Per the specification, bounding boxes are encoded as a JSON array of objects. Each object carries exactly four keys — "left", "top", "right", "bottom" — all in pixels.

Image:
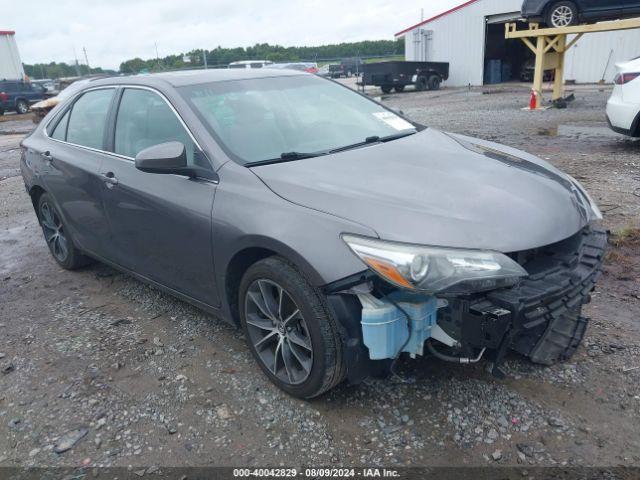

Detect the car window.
[
  {"left": 66, "top": 89, "right": 115, "bottom": 149},
  {"left": 250, "top": 63, "right": 263, "bottom": 69},
  {"left": 50, "top": 110, "right": 70, "bottom": 141},
  {"left": 180, "top": 75, "right": 416, "bottom": 164},
  {"left": 114, "top": 88, "right": 203, "bottom": 168}
]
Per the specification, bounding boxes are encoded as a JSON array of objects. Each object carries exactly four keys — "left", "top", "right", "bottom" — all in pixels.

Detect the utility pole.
[
  {"left": 155, "top": 42, "right": 162, "bottom": 70},
  {"left": 83, "top": 47, "right": 91, "bottom": 72},
  {"left": 73, "top": 47, "right": 81, "bottom": 76},
  {"left": 203, "top": 49, "right": 208, "bottom": 69}
]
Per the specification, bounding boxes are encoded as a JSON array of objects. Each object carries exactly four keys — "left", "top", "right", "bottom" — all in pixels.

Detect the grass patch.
[{"left": 609, "top": 227, "right": 640, "bottom": 248}]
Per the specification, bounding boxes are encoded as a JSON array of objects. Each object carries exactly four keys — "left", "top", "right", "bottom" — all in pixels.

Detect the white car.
[
  {"left": 228, "top": 60, "right": 273, "bottom": 69},
  {"left": 606, "top": 57, "right": 640, "bottom": 138}
]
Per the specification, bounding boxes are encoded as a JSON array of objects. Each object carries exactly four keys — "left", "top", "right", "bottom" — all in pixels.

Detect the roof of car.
[{"left": 89, "top": 68, "right": 307, "bottom": 89}]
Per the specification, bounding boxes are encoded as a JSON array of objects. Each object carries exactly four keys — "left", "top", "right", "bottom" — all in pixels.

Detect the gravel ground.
[{"left": 0, "top": 85, "right": 639, "bottom": 470}]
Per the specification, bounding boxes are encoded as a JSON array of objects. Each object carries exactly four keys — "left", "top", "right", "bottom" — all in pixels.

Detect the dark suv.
[
  {"left": 0, "top": 80, "right": 47, "bottom": 115},
  {"left": 522, "top": 0, "right": 640, "bottom": 28}
]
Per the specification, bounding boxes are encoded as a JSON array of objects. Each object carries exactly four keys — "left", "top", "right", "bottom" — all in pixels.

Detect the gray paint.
[{"left": 20, "top": 70, "right": 595, "bottom": 325}]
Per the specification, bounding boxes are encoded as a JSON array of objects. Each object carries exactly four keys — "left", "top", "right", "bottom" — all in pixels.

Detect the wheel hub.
[
  {"left": 552, "top": 6, "right": 573, "bottom": 27},
  {"left": 40, "top": 202, "right": 68, "bottom": 262},
  {"left": 244, "top": 279, "right": 313, "bottom": 385}
]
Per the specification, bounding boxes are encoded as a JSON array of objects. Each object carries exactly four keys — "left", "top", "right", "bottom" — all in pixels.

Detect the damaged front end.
[{"left": 326, "top": 226, "right": 607, "bottom": 383}]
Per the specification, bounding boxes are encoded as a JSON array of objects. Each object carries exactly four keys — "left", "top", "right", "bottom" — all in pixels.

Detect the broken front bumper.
[
  {"left": 437, "top": 227, "right": 607, "bottom": 372},
  {"left": 328, "top": 226, "right": 607, "bottom": 383}
]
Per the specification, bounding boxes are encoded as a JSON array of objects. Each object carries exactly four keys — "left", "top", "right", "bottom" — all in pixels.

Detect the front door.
[{"left": 99, "top": 87, "right": 219, "bottom": 306}]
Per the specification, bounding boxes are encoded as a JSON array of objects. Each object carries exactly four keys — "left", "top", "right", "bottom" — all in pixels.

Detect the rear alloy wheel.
[
  {"left": 16, "top": 100, "right": 29, "bottom": 114},
  {"left": 394, "top": 85, "right": 405, "bottom": 93},
  {"left": 546, "top": 2, "right": 578, "bottom": 28},
  {"left": 381, "top": 85, "right": 393, "bottom": 94},
  {"left": 37, "top": 193, "right": 92, "bottom": 270},
  {"left": 239, "top": 257, "right": 345, "bottom": 398}
]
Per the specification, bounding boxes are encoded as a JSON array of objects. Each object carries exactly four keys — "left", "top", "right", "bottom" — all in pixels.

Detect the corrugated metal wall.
[
  {"left": 402, "top": 0, "right": 522, "bottom": 86},
  {"left": 400, "top": 0, "right": 640, "bottom": 86},
  {"left": 0, "top": 34, "right": 25, "bottom": 80},
  {"left": 565, "top": 30, "right": 640, "bottom": 82}
]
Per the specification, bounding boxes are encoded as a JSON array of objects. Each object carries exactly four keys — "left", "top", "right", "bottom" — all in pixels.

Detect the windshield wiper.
[
  {"left": 246, "top": 150, "right": 328, "bottom": 167},
  {"left": 329, "top": 131, "right": 417, "bottom": 154},
  {"left": 247, "top": 131, "right": 418, "bottom": 167}
]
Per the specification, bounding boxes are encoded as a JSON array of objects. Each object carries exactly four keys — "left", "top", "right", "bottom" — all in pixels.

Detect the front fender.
[{"left": 211, "top": 161, "right": 376, "bottom": 321}]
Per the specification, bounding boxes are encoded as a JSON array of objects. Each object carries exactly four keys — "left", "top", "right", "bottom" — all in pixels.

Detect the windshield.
[{"left": 178, "top": 75, "right": 417, "bottom": 165}]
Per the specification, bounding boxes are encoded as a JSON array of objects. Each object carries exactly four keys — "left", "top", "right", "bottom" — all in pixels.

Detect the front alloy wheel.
[
  {"left": 245, "top": 279, "right": 313, "bottom": 385},
  {"left": 239, "top": 257, "right": 345, "bottom": 398}
]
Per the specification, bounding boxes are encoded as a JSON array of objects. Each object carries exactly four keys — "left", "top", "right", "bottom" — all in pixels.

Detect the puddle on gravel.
[
  {"left": 537, "top": 124, "right": 640, "bottom": 151},
  {"left": 538, "top": 124, "right": 623, "bottom": 138}
]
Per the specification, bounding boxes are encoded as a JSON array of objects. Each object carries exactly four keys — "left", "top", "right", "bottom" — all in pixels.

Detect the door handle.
[
  {"left": 100, "top": 172, "right": 119, "bottom": 186},
  {"left": 41, "top": 151, "right": 53, "bottom": 163}
]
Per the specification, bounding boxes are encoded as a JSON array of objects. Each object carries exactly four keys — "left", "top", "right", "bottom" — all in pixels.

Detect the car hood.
[{"left": 250, "top": 129, "right": 591, "bottom": 252}]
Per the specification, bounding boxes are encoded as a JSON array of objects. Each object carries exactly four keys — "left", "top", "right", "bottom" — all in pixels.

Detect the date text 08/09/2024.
[{"left": 233, "top": 468, "right": 401, "bottom": 478}]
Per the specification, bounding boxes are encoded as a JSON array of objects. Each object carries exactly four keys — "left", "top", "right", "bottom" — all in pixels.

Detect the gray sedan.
[{"left": 20, "top": 69, "right": 606, "bottom": 398}]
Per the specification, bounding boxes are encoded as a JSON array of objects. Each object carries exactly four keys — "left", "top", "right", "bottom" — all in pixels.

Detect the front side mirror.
[
  {"left": 134, "top": 141, "right": 218, "bottom": 181},
  {"left": 135, "top": 141, "right": 188, "bottom": 173}
]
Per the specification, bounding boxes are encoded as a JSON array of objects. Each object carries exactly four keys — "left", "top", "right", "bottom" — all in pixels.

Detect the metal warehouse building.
[
  {"left": 0, "top": 30, "right": 24, "bottom": 80},
  {"left": 395, "top": 0, "right": 640, "bottom": 86}
]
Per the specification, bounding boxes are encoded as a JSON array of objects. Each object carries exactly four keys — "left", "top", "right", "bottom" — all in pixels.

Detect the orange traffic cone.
[{"left": 529, "top": 89, "right": 538, "bottom": 110}]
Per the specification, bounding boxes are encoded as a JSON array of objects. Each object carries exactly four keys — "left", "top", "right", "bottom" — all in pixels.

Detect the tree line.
[
  {"left": 119, "top": 39, "right": 405, "bottom": 74},
  {"left": 22, "top": 62, "right": 110, "bottom": 80},
  {"left": 21, "top": 39, "right": 404, "bottom": 79}
]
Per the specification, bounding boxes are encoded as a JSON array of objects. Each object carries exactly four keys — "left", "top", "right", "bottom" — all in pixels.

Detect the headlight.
[
  {"left": 566, "top": 174, "right": 603, "bottom": 221},
  {"left": 342, "top": 234, "right": 528, "bottom": 295}
]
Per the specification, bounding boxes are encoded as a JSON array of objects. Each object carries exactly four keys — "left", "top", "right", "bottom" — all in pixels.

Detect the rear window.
[
  {"left": 50, "top": 110, "right": 70, "bottom": 141},
  {"left": 66, "top": 88, "right": 115, "bottom": 149}
]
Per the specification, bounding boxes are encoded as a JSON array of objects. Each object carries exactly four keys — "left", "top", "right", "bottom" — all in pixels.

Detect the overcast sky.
[{"left": 4, "top": 0, "right": 460, "bottom": 69}]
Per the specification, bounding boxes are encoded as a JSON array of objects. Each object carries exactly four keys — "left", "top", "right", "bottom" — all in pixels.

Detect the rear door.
[
  {"left": 32, "top": 87, "right": 116, "bottom": 255},
  {"left": 99, "top": 86, "right": 219, "bottom": 306}
]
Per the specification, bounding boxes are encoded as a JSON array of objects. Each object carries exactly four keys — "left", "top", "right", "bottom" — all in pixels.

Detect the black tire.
[
  {"left": 16, "top": 100, "right": 29, "bottom": 115},
  {"left": 0, "top": 108, "right": 4, "bottom": 116},
  {"left": 427, "top": 75, "right": 441, "bottom": 91},
  {"left": 380, "top": 85, "right": 393, "bottom": 94},
  {"left": 415, "top": 76, "right": 428, "bottom": 91},
  {"left": 394, "top": 85, "right": 405, "bottom": 93},
  {"left": 545, "top": 1, "right": 578, "bottom": 28},
  {"left": 37, "top": 193, "right": 93, "bottom": 270},
  {"left": 239, "top": 256, "right": 346, "bottom": 399}
]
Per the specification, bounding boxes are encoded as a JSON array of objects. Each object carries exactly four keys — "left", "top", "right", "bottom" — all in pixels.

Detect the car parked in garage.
[
  {"left": 20, "top": 69, "right": 605, "bottom": 398},
  {"left": 0, "top": 80, "right": 48, "bottom": 115},
  {"left": 522, "top": 0, "right": 640, "bottom": 28},
  {"left": 607, "top": 56, "right": 640, "bottom": 137}
]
